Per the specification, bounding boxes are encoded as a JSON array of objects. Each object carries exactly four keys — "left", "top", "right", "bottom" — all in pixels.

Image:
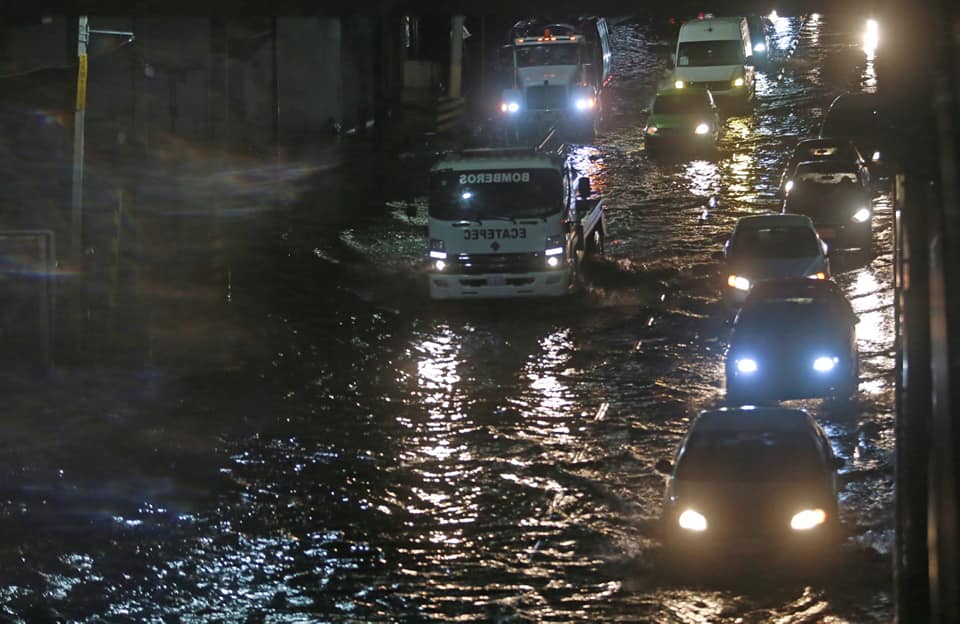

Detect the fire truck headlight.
[
  {"left": 501, "top": 101, "right": 521, "bottom": 114},
  {"left": 575, "top": 97, "right": 596, "bottom": 111}
]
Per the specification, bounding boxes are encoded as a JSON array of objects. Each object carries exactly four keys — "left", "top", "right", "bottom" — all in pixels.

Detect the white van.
[{"left": 671, "top": 17, "right": 755, "bottom": 104}]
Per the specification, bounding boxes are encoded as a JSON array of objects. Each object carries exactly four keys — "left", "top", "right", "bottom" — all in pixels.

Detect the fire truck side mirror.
[{"left": 577, "top": 177, "right": 592, "bottom": 199}]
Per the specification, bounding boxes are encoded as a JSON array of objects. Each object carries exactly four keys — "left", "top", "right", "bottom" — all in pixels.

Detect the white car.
[
  {"left": 721, "top": 213, "right": 830, "bottom": 309},
  {"left": 656, "top": 406, "right": 843, "bottom": 567}
]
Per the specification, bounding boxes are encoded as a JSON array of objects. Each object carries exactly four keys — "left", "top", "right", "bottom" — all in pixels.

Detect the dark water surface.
[{"left": 0, "top": 14, "right": 893, "bottom": 622}]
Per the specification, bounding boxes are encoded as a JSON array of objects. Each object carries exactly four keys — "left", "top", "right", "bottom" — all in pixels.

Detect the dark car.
[
  {"left": 657, "top": 406, "right": 843, "bottom": 565},
  {"left": 782, "top": 166, "right": 873, "bottom": 250},
  {"left": 746, "top": 15, "right": 774, "bottom": 66},
  {"left": 778, "top": 138, "right": 870, "bottom": 196},
  {"left": 819, "top": 92, "right": 892, "bottom": 175},
  {"left": 725, "top": 286, "right": 859, "bottom": 403}
]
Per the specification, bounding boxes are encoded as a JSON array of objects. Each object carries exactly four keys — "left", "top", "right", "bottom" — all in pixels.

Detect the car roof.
[
  {"left": 735, "top": 213, "right": 814, "bottom": 229},
  {"left": 691, "top": 407, "right": 817, "bottom": 435}
]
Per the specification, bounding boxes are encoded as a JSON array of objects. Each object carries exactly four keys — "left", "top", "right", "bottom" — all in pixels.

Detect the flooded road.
[{"left": 0, "top": 13, "right": 894, "bottom": 622}]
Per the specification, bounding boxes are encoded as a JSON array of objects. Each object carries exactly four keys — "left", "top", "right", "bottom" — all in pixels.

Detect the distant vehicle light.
[
  {"left": 784, "top": 180, "right": 794, "bottom": 193},
  {"left": 813, "top": 356, "right": 838, "bottom": 372},
  {"left": 461, "top": 191, "right": 473, "bottom": 200},
  {"left": 675, "top": 80, "right": 685, "bottom": 89},
  {"left": 791, "top": 508, "right": 827, "bottom": 530},
  {"left": 695, "top": 123, "right": 710, "bottom": 135},
  {"left": 679, "top": 509, "right": 707, "bottom": 531},
  {"left": 727, "top": 275, "right": 751, "bottom": 291},
  {"left": 807, "top": 272, "right": 827, "bottom": 280},
  {"left": 646, "top": 126, "right": 659, "bottom": 135},
  {"left": 864, "top": 19, "right": 879, "bottom": 54},
  {"left": 737, "top": 358, "right": 759, "bottom": 374},
  {"left": 753, "top": 42, "right": 766, "bottom": 53},
  {"left": 872, "top": 150, "right": 881, "bottom": 162},
  {"left": 852, "top": 208, "right": 871, "bottom": 222},
  {"left": 434, "top": 259, "right": 447, "bottom": 271},
  {"left": 732, "top": 77, "right": 745, "bottom": 87},
  {"left": 429, "top": 250, "right": 447, "bottom": 260},
  {"left": 501, "top": 101, "right": 520, "bottom": 114},
  {"left": 546, "top": 256, "right": 561, "bottom": 268},
  {"left": 545, "top": 246, "right": 564, "bottom": 256},
  {"left": 575, "top": 97, "right": 596, "bottom": 111}
]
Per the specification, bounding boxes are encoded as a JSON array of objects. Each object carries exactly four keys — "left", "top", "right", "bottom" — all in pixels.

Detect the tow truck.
[
  {"left": 499, "top": 18, "right": 612, "bottom": 142},
  {"left": 413, "top": 147, "right": 606, "bottom": 299}
]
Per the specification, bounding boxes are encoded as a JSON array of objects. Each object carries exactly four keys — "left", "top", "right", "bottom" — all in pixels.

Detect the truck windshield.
[
  {"left": 677, "top": 40, "right": 743, "bottom": 66},
  {"left": 429, "top": 170, "right": 562, "bottom": 220},
  {"left": 516, "top": 44, "right": 579, "bottom": 67}
]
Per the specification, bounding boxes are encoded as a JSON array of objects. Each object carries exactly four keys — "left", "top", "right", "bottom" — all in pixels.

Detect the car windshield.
[
  {"left": 677, "top": 429, "right": 824, "bottom": 483},
  {"left": 735, "top": 299, "right": 838, "bottom": 334},
  {"left": 653, "top": 94, "right": 710, "bottom": 114},
  {"left": 516, "top": 43, "right": 579, "bottom": 67},
  {"left": 794, "top": 142, "right": 856, "bottom": 163},
  {"left": 429, "top": 169, "right": 562, "bottom": 220},
  {"left": 677, "top": 40, "right": 743, "bottom": 66},
  {"left": 729, "top": 225, "right": 820, "bottom": 258}
]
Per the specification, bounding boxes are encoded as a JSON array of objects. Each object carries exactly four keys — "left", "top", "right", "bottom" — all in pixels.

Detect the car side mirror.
[
  {"left": 406, "top": 205, "right": 417, "bottom": 219},
  {"left": 577, "top": 176, "right": 592, "bottom": 199},
  {"left": 655, "top": 458, "right": 673, "bottom": 475}
]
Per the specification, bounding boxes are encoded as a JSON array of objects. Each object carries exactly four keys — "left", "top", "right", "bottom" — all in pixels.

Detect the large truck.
[
  {"left": 499, "top": 18, "right": 612, "bottom": 141},
  {"left": 415, "top": 147, "right": 606, "bottom": 299}
]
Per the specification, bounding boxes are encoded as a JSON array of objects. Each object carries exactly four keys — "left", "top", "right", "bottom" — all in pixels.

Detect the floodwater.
[{"left": 0, "top": 13, "right": 894, "bottom": 622}]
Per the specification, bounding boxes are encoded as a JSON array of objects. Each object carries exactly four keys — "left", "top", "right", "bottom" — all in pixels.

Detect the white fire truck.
[
  {"left": 499, "top": 18, "right": 612, "bottom": 141},
  {"left": 414, "top": 147, "right": 606, "bottom": 299}
]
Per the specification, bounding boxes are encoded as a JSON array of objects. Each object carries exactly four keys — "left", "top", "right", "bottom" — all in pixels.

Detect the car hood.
[
  {"left": 726, "top": 256, "right": 827, "bottom": 281},
  {"left": 670, "top": 480, "right": 834, "bottom": 530},
  {"left": 648, "top": 113, "right": 710, "bottom": 129}
]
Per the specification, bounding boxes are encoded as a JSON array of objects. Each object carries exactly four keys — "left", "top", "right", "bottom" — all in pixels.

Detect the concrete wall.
[{"left": 277, "top": 17, "right": 342, "bottom": 145}]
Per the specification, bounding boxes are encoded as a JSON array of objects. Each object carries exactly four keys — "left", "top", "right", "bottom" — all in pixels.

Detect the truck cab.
[
  {"left": 500, "top": 18, "right": 612, "bottom": 141},
  {"left": 422, "top": 148, "right": 606, "bottom": 299}
]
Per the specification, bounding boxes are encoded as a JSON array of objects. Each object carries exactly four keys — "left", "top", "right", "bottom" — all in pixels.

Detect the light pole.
[{"left": 70, "top": 16, "right": 134, "bottom": 264}]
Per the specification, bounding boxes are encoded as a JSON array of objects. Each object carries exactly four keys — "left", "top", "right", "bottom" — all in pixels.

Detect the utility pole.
[{"left": 70, "top": 17, "right": 135, "bottom": 264}]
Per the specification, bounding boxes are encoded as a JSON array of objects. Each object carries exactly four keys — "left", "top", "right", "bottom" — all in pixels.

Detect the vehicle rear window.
[
  {"left": 677, "top": 40, "right": 743, "bottom": 67},
  {"left": 729, "top": 226, "right": 820, "bottom": 259},
  {"left": 677, "top": 430, "right": 824, "bottom": 483}
]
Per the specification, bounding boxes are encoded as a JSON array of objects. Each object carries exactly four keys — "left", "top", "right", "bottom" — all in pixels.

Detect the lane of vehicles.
[
  {"left": 417, "top": 15, "right": 891, "bottom": 573},
  {"left": 415, "top": 147, "right": 605, "bottom": 300}
]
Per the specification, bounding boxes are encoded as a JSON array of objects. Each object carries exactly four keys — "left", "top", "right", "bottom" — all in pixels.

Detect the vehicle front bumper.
[
  {"left": 726, "top": 362, "right": 855, "bottom": 401},
  {"left": 428, "top": 269, "right": 570, "bottom": 299}
]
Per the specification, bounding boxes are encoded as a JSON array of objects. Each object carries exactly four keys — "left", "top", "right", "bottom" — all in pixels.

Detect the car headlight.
[
  {"left": 678, "top": 509, "right": 707, "bottom": 531},
  {"left": 732, "top": 77, "right": 745, "bottom": 87},
  {"left": 852, "top": 207, "right": 871, "bottom": 222},
  {"left": 736, "top": 358, "right": 758, "bottom": 374},
  {"left": 727, "top": 275, "right": 751, "bottom": 291},
  {"left": 575, "top": 97, "right": 596, "bottom": 111},
  {"left": 872, "top": 150, "right": 881, "bottom": 162},
  {"left": 674, "top": 80, "right": 685, "bottom": 89},
  {"left": 807, "top": 272, "right": 827, "bottom": 280},
  {"left": 434, "top": 259, "right": 447, "bottom": 271},
  {"left": 812, "top": 356, "right": 838, "bottom": 372},
  {"left": 791, "top": 508, "right": 827, "bottom": 530},
  {"left": 695, "top": 122, "right": 710, "bottom": 135},
  {"left": 784, "top": 180, "right": 794, "bottom": 193},
  {"left": 754, "top": 42, "right": 766, "bottom": 52},
  {"left": 500, "top": 101, "right": 520, "bottom": 114},
  {"left": 646, "top": 126, "right": 658, "bottom": 135}
]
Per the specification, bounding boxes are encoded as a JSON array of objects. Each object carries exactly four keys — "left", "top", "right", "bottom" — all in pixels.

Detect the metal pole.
[
  {"left": 71, "top": 15, "right": 89, "bottom": 263},
  {"left": 449, "top": 15, "right": 464, "bottom": 99}
]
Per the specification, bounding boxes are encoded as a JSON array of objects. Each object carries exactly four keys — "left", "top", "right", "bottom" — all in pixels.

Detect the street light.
[{"left": 71, "top": 16, "right": 135, "bottom": 263}]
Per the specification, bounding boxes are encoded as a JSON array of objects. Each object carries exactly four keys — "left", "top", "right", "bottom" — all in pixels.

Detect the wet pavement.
[{"left": 0, "top": 13, "right": 894, "bottom": 622}]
